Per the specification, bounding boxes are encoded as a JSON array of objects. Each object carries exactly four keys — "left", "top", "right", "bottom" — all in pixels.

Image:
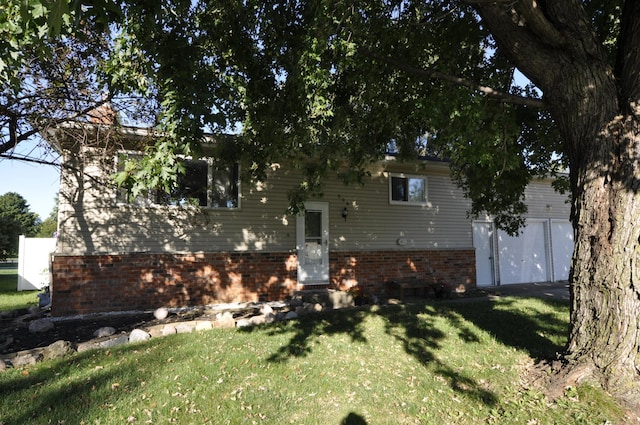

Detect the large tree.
[
  {"left": 3, "top": 0, "right": 640, "bottom": 411},
  {"left": 0, "top": 192, "right": 39, "bottom": 260}
]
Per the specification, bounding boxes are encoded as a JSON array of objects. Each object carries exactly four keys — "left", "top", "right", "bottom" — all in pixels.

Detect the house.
[{"left": 45, "top": 125, "right": 572, "bottom": 316}]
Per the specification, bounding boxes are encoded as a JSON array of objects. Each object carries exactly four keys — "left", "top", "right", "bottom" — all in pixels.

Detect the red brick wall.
[
  {"left": 329, "top": 249, "right": 476, "bottom": 295},
  {"left": 51, "top": 249, "right": 476, "bottom": 316}
]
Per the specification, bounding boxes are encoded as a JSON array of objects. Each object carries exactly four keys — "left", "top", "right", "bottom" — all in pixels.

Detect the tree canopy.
[
  {"left": 0, "top": 192, "right": 39, "bottom": 260},
  {"left": 2, "top": 0, "right": 563, "bottom": 230}
]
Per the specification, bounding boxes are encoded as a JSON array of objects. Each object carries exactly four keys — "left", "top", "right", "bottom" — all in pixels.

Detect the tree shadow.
[
  {"left": 260, "top": 308, "right": 370, "bottom": 363},
  {"left": 445, "top": 297, "right": 568, "bottom": 361},
  {"left": 263, "top": 303, "right": 499, "bottom": 406},
  {"left": 340, "top": 412, "right": 368, "bottom": 424},
  {"left": 378, "top": 304, "right": 499, "bottom": 405},
  {"left": 0, "top": 341, "right": 163, "bottom": 425},
  {"left": 262, "top": 297, "right": 569, "bottom": 408}
]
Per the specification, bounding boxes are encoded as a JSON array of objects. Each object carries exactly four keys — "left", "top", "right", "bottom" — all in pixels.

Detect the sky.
[{"left": 0, "top": 138, "right": 60, "bottom": 219}]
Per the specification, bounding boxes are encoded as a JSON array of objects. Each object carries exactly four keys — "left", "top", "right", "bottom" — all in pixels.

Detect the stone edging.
[{"left": 1, "top": 290, "right": 357, "bottom": 370}]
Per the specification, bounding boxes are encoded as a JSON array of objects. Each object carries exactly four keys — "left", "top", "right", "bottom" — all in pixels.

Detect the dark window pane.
[{"left": 391, "top": 176, "right": 408, "bottom": 201}]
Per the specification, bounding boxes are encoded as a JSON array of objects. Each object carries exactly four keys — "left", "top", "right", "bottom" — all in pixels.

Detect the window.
[
  {"left": 116, "top": 152, "right": 240, "bottom": 209},
  {"left": 156, "top": 159, "right": 209, "bottom": 207},
  {"left": 390, "top": 174, "right": 427, "bottom": 205}
]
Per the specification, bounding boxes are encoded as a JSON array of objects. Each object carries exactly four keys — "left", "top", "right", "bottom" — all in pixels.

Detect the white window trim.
[{"left": 389, "top": 173, "right": 429, "bottom": 206}]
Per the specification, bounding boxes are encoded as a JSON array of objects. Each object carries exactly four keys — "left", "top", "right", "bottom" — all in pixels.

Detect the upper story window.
[
  {"left": 116, "top": 152, "right": 240, "bottom": 209},
  {"left": 389, "top": 174, "right": 427, "bottom": 205}
]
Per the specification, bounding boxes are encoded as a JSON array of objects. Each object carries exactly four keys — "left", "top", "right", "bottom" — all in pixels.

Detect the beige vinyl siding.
[
  {"left": 523, "top": 178, "right": 571, "bottom": 219},
  {"left": 57, "top": 153, "right": 300, "bottom": 255},
  {"left": 57, "top": 148, "right": 566, "bottom": 257},
  {"left": 320, "top": 171, "right": 473, "bottom": 251}
]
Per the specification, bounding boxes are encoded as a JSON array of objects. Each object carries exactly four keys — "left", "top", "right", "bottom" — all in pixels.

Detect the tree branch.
[
  {"left": 615, "top": 0, "right": 640, "bottom": 106},
  {"left": 0, "top": 153, "right": 60, "bottom": 167},
  {"left": 361, "top": 49, "right": 546, "bottom": 108},
  {"left": 0, "top": 96, "right": 114, "bottom": 155},
  {"left": 0, "top": 152, "right": 108, "bottom": 187},
  {"left": 466, "top": 0, "right": 565, "bottom": 47}
]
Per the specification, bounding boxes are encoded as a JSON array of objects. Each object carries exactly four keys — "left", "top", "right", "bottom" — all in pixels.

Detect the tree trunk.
[
  {"left": 475, "top": 1, "right": 640, "bottom": 410},
  {"left": 566, "top": 112, "right": 640, "bottom": 408}
]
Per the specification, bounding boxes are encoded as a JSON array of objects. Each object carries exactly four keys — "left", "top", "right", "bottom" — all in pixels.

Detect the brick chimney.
[{"left": 88, "top": 93, "right": 116, "bottom": 124}]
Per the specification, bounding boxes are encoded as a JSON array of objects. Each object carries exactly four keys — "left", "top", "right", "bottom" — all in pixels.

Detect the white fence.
[{"left": 17, "top": 235, "right": 56, "bottom": 291}]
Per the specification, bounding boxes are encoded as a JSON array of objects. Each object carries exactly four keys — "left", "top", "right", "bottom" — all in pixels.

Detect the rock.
[
  {"left": 78, "top": 334, "right": 131, "bottom": 352},
  {"left": 28, "top": 305, "right": 40, "bottom": 315},
  {"left": 327, "top": 291, "right": 354, "bottom": 309},
  {"left": 175, "top": 322, "right": 195, "bottom": 333},
  {"left": 128, "top": 329, "right": 151, "bottom": 343},
  {"left": 96, "top": 334, "right": 129, "bottom": 350},
  {"left": 312, "top": 303, "right": 323, "bottom": 313},
  {"left": 12, "top": 353, "right": 43, "bottom": 367},
  {"left": 161, "top": 325, "right": 177, "bottom": 336},
  {"left": 0, "top": 310, "right": 15, "bottom": 319},
  {"left": 215, "top": 312, "right": 236, "bottom": 329},
  {"left": 28, "top": 318, "right": 54, "bottom": 333},
  {"left": 285, "top": 311, "right": 298, "bottom": 320},
  {"left": 289, "top": 298, "right": 303, "bottom": 308},
  {"left": 260, "top": 304, "right": 274, "bottom": 315},
  {"left": 154, "top": 307, "right": 169, "bottom": 320},
  {"left": 147, "top": 326, "right": 163, "bottom": 338},
  {"left": 43, "top": 340, "right": 75, "bottom": 360},
  {"left": 0, "top": 359, "right": 7, "bottom": 371},
  {"left": 195, "top": 321, "right": 212, "bottom": 331},
  {"left": 250, "top": 315, "right": 267, "bottom": 326},
  {"left": 295, "top": 306, "right": 307, "bottom": 316},
  {"left": 94, "top": 327, "right": 116, "bottom": 338},
  {"left": 236, "top": 318, "right": 252, "bottom": 328}
]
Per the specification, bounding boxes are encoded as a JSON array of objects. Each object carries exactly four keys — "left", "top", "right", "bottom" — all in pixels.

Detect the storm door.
[{"left": 296, "top": 202, "right": 329, "bottom": 284}]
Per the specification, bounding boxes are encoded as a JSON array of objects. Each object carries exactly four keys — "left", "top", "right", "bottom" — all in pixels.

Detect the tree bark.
[{"left": 475, "top": 0, "right": 640, "bottom": 409}]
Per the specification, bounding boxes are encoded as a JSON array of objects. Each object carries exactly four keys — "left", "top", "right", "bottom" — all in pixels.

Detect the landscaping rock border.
[{"left": 0, "top": 289, "right": 358, "bottom": 370}]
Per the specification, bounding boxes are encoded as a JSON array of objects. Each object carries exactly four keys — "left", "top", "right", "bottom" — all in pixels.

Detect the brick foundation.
[{"left": 51, "top": 249, "right": 476, "bottom": 316}]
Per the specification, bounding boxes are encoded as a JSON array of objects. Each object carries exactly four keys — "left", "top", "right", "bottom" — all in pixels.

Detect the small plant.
[{"left": 347, "top": 285, "right": 368, "bottom": 305}]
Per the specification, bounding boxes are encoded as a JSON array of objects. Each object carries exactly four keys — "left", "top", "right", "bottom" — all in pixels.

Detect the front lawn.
[
  {"left": 0, "top": 297, "right": 625, "bottom": 424},
  {"left": 0, "top": 268, "right": 38, "bottom": 312}
]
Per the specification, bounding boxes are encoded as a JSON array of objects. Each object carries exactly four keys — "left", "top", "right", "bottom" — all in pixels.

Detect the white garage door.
[
  {"left": 473, "top": 222, "right": 495, "bottom": 286},
  {"left": 498, "top": 221, "right": 549, "bottom": 285},
  {"left": 551, "top": 221, "right": 573, "bottom": 281}
]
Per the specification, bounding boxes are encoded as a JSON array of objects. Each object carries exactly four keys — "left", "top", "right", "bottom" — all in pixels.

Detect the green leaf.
[{"left": 47, "top": 0, "right": 71, "bottom": 35}]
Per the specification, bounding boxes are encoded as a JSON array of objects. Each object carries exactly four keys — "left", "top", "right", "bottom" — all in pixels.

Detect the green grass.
[
  {"left": 0, "top": 298, "right": 626, "bottom": 424},
  {"left": 0, "top": 268, "right": 38, "bottom": 312}
]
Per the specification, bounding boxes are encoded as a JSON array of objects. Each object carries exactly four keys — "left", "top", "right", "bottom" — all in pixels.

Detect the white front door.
[
  {"left": 472, "top": 222, "right": 495, "bottom": 286},
  {"left": 296, "top": 202, "right": 330, "bottom": 284}
]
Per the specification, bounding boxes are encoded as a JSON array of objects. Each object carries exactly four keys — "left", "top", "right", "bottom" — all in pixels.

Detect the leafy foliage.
[
  {"left": 0, "top": 192, "right": 39, "bottom": 260},
  {"left": 0, "top": 1, "right": 580, "bottom": 230},
  {"left": 35, "top": 196, "right": 58, "bottom": 238}
]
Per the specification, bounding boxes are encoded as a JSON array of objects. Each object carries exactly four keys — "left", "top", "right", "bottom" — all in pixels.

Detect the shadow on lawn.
[
  {"left": 259, "top": 297, "right": 569, "bottom": 408},
  {"left": 445, "top": 297, "right": 568, "bottom": 361},
  {"left": 264, "top": 308, "right": 370, "bottom": 362},
  {"left": 0, "top": 340, "right": 162, "bottom": 425}
]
